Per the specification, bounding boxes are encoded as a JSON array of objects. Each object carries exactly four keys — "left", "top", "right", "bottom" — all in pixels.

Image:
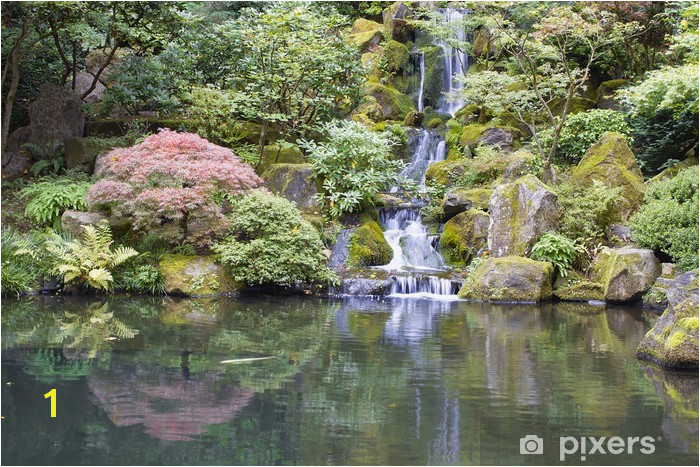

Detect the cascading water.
[
  {"left": 437, "top": 9, "right": 471, "bottom": 116},
  {"left": 376, "top": 7, "right": 471, "bottom": 299}
]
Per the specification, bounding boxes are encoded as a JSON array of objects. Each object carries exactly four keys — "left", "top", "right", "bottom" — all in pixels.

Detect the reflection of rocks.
[
  {"left": 88, "top": 362, "right": 254, "bottom": 441},
  {"left": 640, "top": 364, "right": 699, "bottom": 453}
]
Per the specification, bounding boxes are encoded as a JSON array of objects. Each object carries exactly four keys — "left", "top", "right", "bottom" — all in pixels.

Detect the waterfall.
[
  {"left": 417, "top": 51, "right": 425, "bottom": 112},
  {"left": 437, "top": 9, "right": 471, "bottom": 116}
]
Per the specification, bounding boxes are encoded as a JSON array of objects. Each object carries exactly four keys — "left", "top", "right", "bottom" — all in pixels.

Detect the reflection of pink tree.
[{"left": 88, "top": 363, "right": 254, "bottom": 441}]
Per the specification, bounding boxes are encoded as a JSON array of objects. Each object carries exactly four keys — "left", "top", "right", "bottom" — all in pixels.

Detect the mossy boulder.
[
  {"left": 442, "top": 187, "right": 491, "bottom": 219},
  {"left": 488, "top": 174, "right": 560, "bottom": 257},
  {"left": 262, "top": 163, "right": 319, "bottom": 212},
  {"left": 65, "top": 136, "right": 131, "bottom": 173},
  {"left": 403, "top": 110, "right": 424, "bottom": 127},
  {"left": 439, "top": 209, "right": 490, "bottom": 266},
  {"left": 368, "top": 83, "right": 416, "bottom": 121},
  {"left": 570, "top": 132, "right": 645, "bottom": 220},
  {"left": 424, "top": 160, "right": 469, "bottom": 188},
  {"left": 256, "top": 144, "right": 305, "bottom": 175},
  {"left": 593, "top": 246, "right": 661, "bottom": 302},
  {"left": 459, "top": 123, "right": 488, "bottom": 148},
  {"left": 554, "top": 280, "right": 605, "bottom": 302},
  {"left": 382, "top": 40, "right": 410, "bottom": 72},
  {"left": 348, "top": 18, "right": 383, "bottom": 52},
  {"left": 348, "top": 219, "right": 393, "bottom": 268},
  {"left": 503, "top": 149, "right": 537, "bottom": 181},
  {"left": 597, "top": 79, "right": 628, "bottom": 110},
  {"left": 551, "top": 96, "right": 596, "bottom": 116},
  {"left": 159, "top": 254, "right": 241, "bottom": 297},
  {"left": 460, "top": 125, "right": 520, "bottom": 153},
  {"left": 458, "top": 256, "right": 555, "bottom": 302},
  {"left": 637, "top": 269, "right": 699, "bottom": 370},
  {"left": 649, "top": 156, "right": 699, "bottom": 183}
]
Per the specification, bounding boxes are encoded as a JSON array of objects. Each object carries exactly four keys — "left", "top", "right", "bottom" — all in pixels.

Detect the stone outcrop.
[
  {"left": 159, "top": 254, "right": 241, "bottom": 297},
  {"left": 570, "top": 132, "right": 645, "bottom": 220},
  {"left": 28, "top": 84, "right": 85, "bottom": 151},
  {"left": 438, "top": 209, "right": 489, "bottom": 266},
  {"left": 262, "top": 163, "right": 319, "bottom": 211},
  {"left": 256, "top": 144, "right": 305, "bottom": 175},
  {"left": 458, "top": 256, "right": 555, "bottom": 302},
  {"left": 442, "top": 187, "right": 491, "bottom": 219},
  {"left": 637, "top": 269, "right": 699, "bottom": 370},
  {"left": 488, "top": 174, "right": 560, "bottom": 257},
  {"left": 61, "top": 210, "right": 108, "bottom": 238},
  {"left": 593, "top": 246, "right": 661, "bottom": 302}
]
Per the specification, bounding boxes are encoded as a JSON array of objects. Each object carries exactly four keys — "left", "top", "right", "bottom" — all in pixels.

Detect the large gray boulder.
[
  {"left": 262, "top": 163, "right": 319, "bottom": 211},
  {"left": 61, "top": 210, "right": 107, "bottom": 238},
  {"left": 458, "top": 256, "right": 555, "bottom": 302},
  {"left": 337, "top": 269, "right": 393, "bottom": 296},
  {"left": 593, "top": 246, "right": 661, "bottom": 302},
  {"left": 442, "top": 187, "right": 491, "bottom": 220},
  {"left": 71, "top": 72, "right": 106, "bottom": 103},
  {"left": 488, "top": 174, "right": 560, "bottom": 257},
  {"left": 28, "top": 84, "right": 85, "bottom": 151},
  {"left": 637, "top": 269, "right": 699, "bottom": 369}
]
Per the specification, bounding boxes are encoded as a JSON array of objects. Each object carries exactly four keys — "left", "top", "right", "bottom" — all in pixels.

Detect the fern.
[
  {"left": 48, "top": 222, "right": 138, "bottom": 291},
  {"left": 20, "top": 175, "right": 91, "bottom": 230}
]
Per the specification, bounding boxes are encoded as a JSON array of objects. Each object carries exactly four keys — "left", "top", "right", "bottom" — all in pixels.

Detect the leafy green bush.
[
  {"left": 530, "top": 232, "right": 581, "bottom": 277},
  {"left": 46, "top": 222, "right": 138, "bottom": 291},
  {"left": 1, "top": 227, "right": 38, "bottom": 296},
  {"left": 630, "top": 166, "right": 699, "bottom": 270},
  {"left": 557, "top": 180, "right": 623, "bottom": 247},
  {"left": 213, "top": 190, "right": 334, "bottom": 286},
  {"left": 538, "top": 109, "right": 632, "bottom": 165},
  {"left": 118, "top": 264, "right": 164, "bottom": 294},
  {"left": 20, "top": 174, "right": 91, "bottom": 230},
  {"left": 301, "top": 121, "right": 404, "bottom": 218}
]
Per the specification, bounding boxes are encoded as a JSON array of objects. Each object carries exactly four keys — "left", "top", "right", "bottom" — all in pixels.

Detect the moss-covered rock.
[
  {"left": 424, "top": 160, "right": 469, "bottom": 188},
  {"left": 403, "top": 110, "right": 424, "bottom": 127},
  {"left": 649, "top": 156, "right": 699, "bottom": 183},
  {"left": 454, "top": 104, "right": 481, "bottom": 125},
  {"left": 554, "top": 280, "right": 605, "bottom": 302},
  {"left": 488, "top": 174, "right": 560, "bottom": 257},
  {"left": 256, "top": 144, "right": 305, "bottom": 175},
  {"left": 551, "top": 96, "right": 596, "bottom": 116},
  {"left": 459, "top": 123, "right": 488, "bottom": 148},
  {"left": 597, "top": 79, "right": 628, "bottom": 110},
  {"left": 65, "top": 136, "right": 132, "bottom": 173},
  {"left": 368, "top": 82, "right": 416, "bottom": 121},
  {"left": 383, "top": 40, "right": 410, "bottom": 72},
  {"left": 458, "top": 256, "right": 555, "bottom": 302},
  {"left": 439, "top": 209, "right": 490, "bottom": 266},
  {"left": 348, "top": 18, "right": 383, "bottom": 52},
  {"left": 159, "top": 254, "right": 241, "bottom": 297},
  {"left": 442, "top": 187, "right": 491, "bottom": 219},
  {"left": 637, "top": 269, "right": 699, "bottom": 370},
  {"left": 503, "top": 149, "right": 537, "bottom": 181},
  {"left": 348, "top": 218, "right": 393, "bottom": 268},
  {"left": 262, "top": 163, "right": 319, "bottom": 212},
  {"left": 570, "top": 132, "right": 645, "bottom": 220},
  {"left": 337, "top": 268, "right": 393, "bottom": 296},
  {"left": 593, "top": 246, "right": 661, "bottom": 302}
]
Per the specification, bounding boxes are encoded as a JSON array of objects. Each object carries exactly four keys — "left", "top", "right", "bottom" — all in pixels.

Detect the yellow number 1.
[{"left": 44, "top": 389, "right": 56, "bottom": 417}]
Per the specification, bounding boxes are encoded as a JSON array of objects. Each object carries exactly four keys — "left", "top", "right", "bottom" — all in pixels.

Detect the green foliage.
[
  {"left": 213, "top": 190, "right": 335, "bottom": 286},
  {"left": 538, "top": 109, "right": 632, "bottom": 165},
  {"left": 630, "top": 167, "right": 699, "bottom": 271},
  {"left": 618, "top": 64, "right": 699, "bottom": 172},
  {"left": 1, "top": 227, "right": 39, "bottom": 296},
  {"left": 21, "top": 143, "right": 66, "bottom": 177},
  {"left": 557, "top": 180, "right": 623, "bottom": 247},
  {"left": 420, "top": 200, "right": 444, "bottom": 235},
  {"left": 20, "top": 174, "right": 90, "bottom": 230},
  {"left": 46, "top": 222, "right": 138, "bottom": 291},
  {"left": 530, "top": 232, "right": 581, "bottom": 277},
  {"left": 118, "top": 264, "right": 164, "bottom": 295},
  {"left": 186, "top": 86, "right": 247, "bottom": 147},
  {"left": 301, "top": 121, "right": 404, "bottom": 218}
]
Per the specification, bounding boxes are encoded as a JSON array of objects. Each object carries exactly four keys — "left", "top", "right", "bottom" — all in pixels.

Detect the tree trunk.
[
  {"left": 1, "top": 46, "right": 22, "bottom": 153},
  {"left": 257, "top": 120, "right": 269, "bottom": 167}
]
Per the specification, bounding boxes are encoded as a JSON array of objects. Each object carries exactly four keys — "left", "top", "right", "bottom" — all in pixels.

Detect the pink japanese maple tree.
[{"left": 88, "top": 129, "right": 263, "bottom": 247}]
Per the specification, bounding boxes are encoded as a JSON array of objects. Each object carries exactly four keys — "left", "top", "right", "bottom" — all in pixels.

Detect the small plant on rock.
[{"left": 529, "top": 232, "right": 582, "bottom": 277}]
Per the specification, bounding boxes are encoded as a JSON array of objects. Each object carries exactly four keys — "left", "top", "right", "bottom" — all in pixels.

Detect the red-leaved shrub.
[{"left": 88, "top": 129, "right": 263, "bottom": 247}]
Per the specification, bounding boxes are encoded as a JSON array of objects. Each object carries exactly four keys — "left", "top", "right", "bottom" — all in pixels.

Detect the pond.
[{"left": 1, "top": 296, "right": 698, "bottom": 465}]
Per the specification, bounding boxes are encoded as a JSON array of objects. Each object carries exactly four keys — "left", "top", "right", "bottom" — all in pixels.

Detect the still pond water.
[{"left": 1, "top": 295, "right": 698, "bottom": 465}]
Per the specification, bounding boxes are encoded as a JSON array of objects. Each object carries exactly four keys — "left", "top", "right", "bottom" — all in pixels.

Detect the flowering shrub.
[{"left": 87, "top": 129, "right": 263, "bottom": 247}]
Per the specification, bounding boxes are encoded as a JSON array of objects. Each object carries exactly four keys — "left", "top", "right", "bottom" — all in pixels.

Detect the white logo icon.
[{"left": 520, "top": 435, "right": 544, "bottom": 455}]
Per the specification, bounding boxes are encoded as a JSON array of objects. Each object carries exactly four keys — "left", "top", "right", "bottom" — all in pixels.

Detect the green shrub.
[
  {"left": 46, "top": 222, "right": 138, "bottom": 291},
  {"left": 530, "top": 232, "right": 581, "bottom": 277},
  {"left": 557, "top": 180, "right": 623, "bottom": 247},
  {"left": 630, "top": 166, "right": 699, "bottom": 270},
  {"left": 1, "top": 227, "right": 39, "bottom": 296},
  {"left": 301, "top": 121, "right": 404, "bottom": 218},
  {"left": 118, "top": 264, "right": 164, "bottom": 294},
  {"left": 20, "top": 174, "right": 91, "bottom": 231},
  {"left": 213, "top": 190, "right": 335, "bottom": 286},
  {"left": 538, "top": 109, "right": 632, "bottom": 165}
]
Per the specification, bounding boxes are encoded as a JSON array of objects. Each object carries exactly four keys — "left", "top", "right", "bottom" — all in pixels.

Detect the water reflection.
[{"left": 2, "top": 296, "right": 698, "bottom": 465}]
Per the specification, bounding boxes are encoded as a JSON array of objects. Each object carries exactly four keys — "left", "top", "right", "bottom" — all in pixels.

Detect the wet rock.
[
  {"left": 442, "top": 187, "right": 491, "bottom": 219},
  {"left": 347, "top": 219, "right": 392, "bottom": 268},
  {"left": 61, "top": 210, "right": 107, "bottom": 238},
  {"left": 458, "top": 256, "right": 555, "bottom": 302},
  {"left": 488, "top": 174, "right": 560, "bottom": 257},
  {"left": 570, "top": 132, "right": 645, "bottom": 220},
  {"left": 337, "top": 269, "right": 393, "bottom": 296},
  {"left": 637, "top": 269, "right": 699, "bottom": 370},
  {"left": 262, "top": 163, "right": 319, "bottom": 211},
  {"left": 439, "top": 209, "right": 489, "bottom": 266},
  {"left": 403, "top": 110, "right": 424, "bottom": 127},
  {"left": 159, "top": 254, "right": 241, "bottom": 297},
  {"left": 554, "top": 280, "right": 605, "bottom": 302},
  {"left": 593, "top": 246, "right": 661, "bottom": 302},
  {"left": 328, "top": 228, "right": 354, "bottom": 271}
]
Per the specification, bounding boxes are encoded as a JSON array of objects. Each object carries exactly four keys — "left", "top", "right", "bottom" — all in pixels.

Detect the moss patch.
[
  {"left": 256, "top": 144, "right": 305, "bottom": 174},
  {"left": 368, "top": 82, "right": 416, "bottom": 121},
  {"left": 554, "top": 281, "right": 605, "bottom": 302},
  {"left": 348, "top": 218, "right": 393, "bottom": 268},
  {"left": 458, "top": 256, "right": 555, "bottom": 302},
  {"left": 159, "top": 254, "right": 241, "bottom": 297},
  {"left": 383, "top": 40, "right": 410, "bottom": 72},
  {"left": 439, "top": 209, "right": 489, "bottom": 266}
]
